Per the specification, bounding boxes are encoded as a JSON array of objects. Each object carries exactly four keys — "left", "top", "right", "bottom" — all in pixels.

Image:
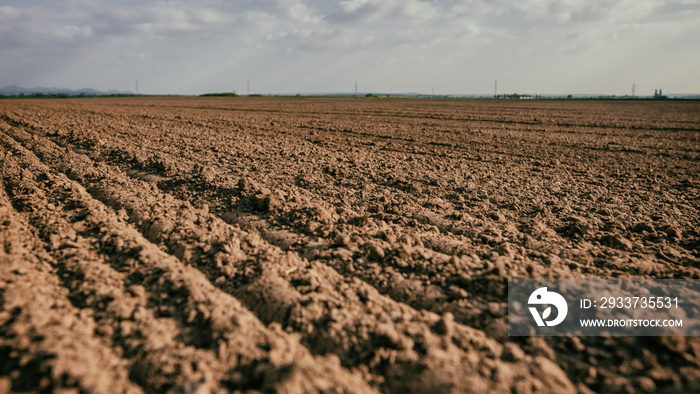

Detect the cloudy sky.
[{"left": 1, "top": 0, "right": 698, "bottom": 95}]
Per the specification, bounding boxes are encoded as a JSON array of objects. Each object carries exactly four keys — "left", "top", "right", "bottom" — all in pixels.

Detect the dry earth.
[{"left": 1, "top": 97, "right": 699, "bottom": 393}]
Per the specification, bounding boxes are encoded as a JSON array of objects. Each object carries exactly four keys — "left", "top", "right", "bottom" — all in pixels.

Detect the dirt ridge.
[
  {"left": 1, "top": 105, "right": 575, "bottom": 393},
  {"left": 1, "top": 125, "right": 374, "bottom": 393},
  {"left": 1, "top": 97, "right": 699, "bottom": 392}
]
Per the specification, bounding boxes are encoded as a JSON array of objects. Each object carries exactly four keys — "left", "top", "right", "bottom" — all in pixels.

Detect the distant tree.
[{"left": 199, "top": 92, "right": 240, "bottom": 97}]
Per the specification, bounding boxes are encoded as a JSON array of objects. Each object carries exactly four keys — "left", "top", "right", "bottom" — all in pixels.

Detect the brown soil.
[{"left": 1, "top": 97, "right": 699, "bottom": 393}]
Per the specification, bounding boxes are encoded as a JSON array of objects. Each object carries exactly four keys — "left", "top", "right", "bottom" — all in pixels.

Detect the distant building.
[
  {"left": 654, "top": 89, "right": 666, "bottom": 99},
  {"left": 495, "top": 93, "right": 536, "bottom": 99}
]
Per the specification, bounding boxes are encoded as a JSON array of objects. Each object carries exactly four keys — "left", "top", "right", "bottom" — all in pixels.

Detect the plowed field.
[{"left": 1, "top": 97, "right": 699, "bottom": 393}]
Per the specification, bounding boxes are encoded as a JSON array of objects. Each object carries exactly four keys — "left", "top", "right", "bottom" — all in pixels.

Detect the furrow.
[
  {"left": 9, "top": 112, "right": 519, "bottom": 309},
  {"left": 14, "top": 108, "right": 696, "bottom": 393},
  {"left": 1, "top": 118, "right": 579, "bottom": 392},
  {"left": 0, "top": 127, "right": 375, "bottom": 393},
  {"left": 5, "top": 99, "right": 700, "bottom": 391},
  {"left": 40, "top": 122, "right": 698, "bottom": 333},
  {"left": 0, "top": 137, "right": 225, "bottom": 392},
  {"left": 4, "top": 99, "right": 699, "bottom": 392},
  {"left": 0, "top": 177, "right": 142, "bottom": 393}
]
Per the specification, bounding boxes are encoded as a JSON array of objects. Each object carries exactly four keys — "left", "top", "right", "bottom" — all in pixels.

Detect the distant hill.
[{"left": 0, "top": 85, "right": 131, "bottom": 96}]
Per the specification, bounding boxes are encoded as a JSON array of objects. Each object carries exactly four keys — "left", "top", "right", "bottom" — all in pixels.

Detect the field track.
[{"left": 1, "top": 97, "right": 699, "bottom": 392}]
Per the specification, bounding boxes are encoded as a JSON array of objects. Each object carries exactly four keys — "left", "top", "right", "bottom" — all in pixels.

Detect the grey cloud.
[
  {"left": 92, "top": 8, "right": 152, "bottom": 36},
  {"left": 324, "top": 0, "right": 441, "bottom": 25},
  {"left": 1, "top": 0, "right": 697, "bottom": 95},
  {"left": 568, "top": 5, "right": 608, "bottom": 23},
  {"left": 272, "top": 0, "right": 446, "bottom": 52},
  {"left": 657, "top": 0, "right": 700, "bottom": 14},
  {"left": 325, "top": 0, "right": 385, "bottom": 24}
]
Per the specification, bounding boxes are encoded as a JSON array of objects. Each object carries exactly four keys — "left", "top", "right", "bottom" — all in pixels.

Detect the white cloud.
[{"left": 0, "top": 5, "right": 23, "bottom": 20}]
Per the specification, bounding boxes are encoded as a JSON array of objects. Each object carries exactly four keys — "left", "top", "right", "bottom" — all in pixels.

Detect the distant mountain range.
[{"left": 0, "top": 85, "right": 131, "bottom": 96}]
